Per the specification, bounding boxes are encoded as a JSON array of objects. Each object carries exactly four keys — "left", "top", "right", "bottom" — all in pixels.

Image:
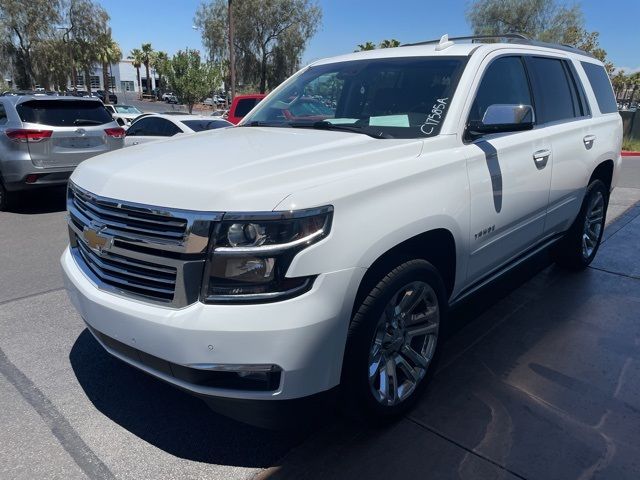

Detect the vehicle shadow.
[
  {"left": 69, "top": 329, "right": 307, "bottom": 468},
  {"left": 8, "top": 186, "right": 67, "bottom": 214},
  {"left": 69, "top": 251, "right": 552, "bottom": 470}
]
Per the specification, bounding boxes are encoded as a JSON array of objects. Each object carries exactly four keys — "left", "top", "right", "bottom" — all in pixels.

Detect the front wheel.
[
  {"left": 553, "top": 179, "right": 608, "bottom": 270},
  {"left": 341, "top": 259, "right": 446, "bottom": 422}
]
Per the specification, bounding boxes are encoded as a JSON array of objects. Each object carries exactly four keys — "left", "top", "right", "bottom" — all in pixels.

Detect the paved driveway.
[{"left": 1, "top": 158, "right": 639, "bottom": 480}]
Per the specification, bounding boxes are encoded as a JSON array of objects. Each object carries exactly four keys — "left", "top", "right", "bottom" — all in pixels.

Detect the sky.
[{"left": 100, "top": 0, "right": 640, "bottom": 72}]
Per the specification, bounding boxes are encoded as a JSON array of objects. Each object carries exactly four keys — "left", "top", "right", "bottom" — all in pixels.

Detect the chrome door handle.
[
  {"left": 533, "top": 149, "right": 551, "bottom": 169},
  {"left": 583, "top": 135, "right": 596, "bottom": 149},
  {"left": 132, "top": 141, "right": 139, "bottom": 145}
]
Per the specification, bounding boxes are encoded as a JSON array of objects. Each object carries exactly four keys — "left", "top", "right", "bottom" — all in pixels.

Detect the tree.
[
  {"left": 467, "top": 0, "right": 582, "bottom": 41},
  {"left": 0, "top": 0, "right": 62, "bottom": 88},
  {"left": 611, "top": 70, "right": 627, "bottom": 101},
  {"left": 140, "top": 42, "right": 154, "bottom": 94},
  {"left": 66, "top": 0, "right": 110, "bottom": 93},
  {"left": 355, "top": 41, "right": 376, "bottom": 52},
  {"left": 563, "top": 26, "right": 614, "bottom": 73},
  {"left": 129, "top": 48, "right": 143, "bottom": 97},
  {"left": 96, "top": 31, "right": 121, "bottom": 103},
  {"left": 194, "top": 0, "right": 322, "bottom": 94},
  {"left": 467, "top": 0, "right": 613, "bottom": 73},
  {"left": 379, "top": 39, "right": 401, "bottom": 48},
  {"left": 166, "top": 49, "right": 219, "bottom": 113},
  {"left": 152, "top": 51, "right": 170, "bottom": 93},
  {"left": 626, "top": 72, "right": 640, "bottom": 103}
]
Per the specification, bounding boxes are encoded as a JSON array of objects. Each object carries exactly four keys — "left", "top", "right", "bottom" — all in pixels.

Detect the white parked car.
[
  {"left": 123, "top": 113, "right": 232, "bottom": 146},
  {"left": 61, "top": 34, "right": 622, "bottom": 427},
  {"left": 104, "top": 104, "right": 143, "bottom": 127}
]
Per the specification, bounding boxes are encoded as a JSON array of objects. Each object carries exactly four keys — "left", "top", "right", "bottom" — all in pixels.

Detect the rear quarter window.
[
  {"left": 581, "top": 62, "right": 617, "bottom": 114},
  {"left": 16, "top": 100, "right": 113, "bottom": 126}
]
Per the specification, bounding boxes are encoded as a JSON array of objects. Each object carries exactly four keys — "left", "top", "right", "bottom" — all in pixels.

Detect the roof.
[
  {"left": 310, "top": 34, "right": 599, "bottom": 67},
  {"left": 1, "top": 94, "right": 104, "bottom": 106}
]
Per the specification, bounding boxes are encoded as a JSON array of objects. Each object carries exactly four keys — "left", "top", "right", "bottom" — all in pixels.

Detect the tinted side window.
[
  {"left": 0, "top": 103, "right": 7, "bottom": 124},
  {"left": 469, "top": 56, "right": 532, "bottom": 124},
  {"left": 581, "top": 62, "right": 617, "bottom": 114},
  {"left": 527, "top": 57, "right": 576, "bottom": 123},
  {"left": 157, "top": 119, "right": 182, "bottom": 136},
  {"left": 126, "top": 117, "right": 161, "bottom": 136},
  {"left": 565, "top": 61, "right": 591, "bottom": 117},
  {"left": 235, "top": 99, "right": 259, "bottom": 118}
]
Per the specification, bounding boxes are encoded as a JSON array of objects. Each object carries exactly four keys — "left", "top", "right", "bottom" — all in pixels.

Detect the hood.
[{"left": 71, "top": 126, "right": 423, "bottom": 211}]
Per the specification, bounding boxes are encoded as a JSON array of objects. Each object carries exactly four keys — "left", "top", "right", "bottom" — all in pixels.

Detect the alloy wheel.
[
  {"left": 368, "top": 281, "right": 439, "bottom": 406},
  {"left": 582, "top": 191, "right": 604, "bottom": 259}
]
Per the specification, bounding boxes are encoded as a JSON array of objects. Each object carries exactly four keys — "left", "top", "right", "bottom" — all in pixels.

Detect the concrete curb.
[{"left": 621, "top": 151, "right": 640, "bottom": 157}]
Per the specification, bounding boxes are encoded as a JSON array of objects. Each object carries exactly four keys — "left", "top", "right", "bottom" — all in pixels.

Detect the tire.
[
  {"left": 0, "top": 180, "right": 10, "bottom": 211},
  {"left": 553, "top": 179, "right": 608, "bottom": 270},
  {"left": 341, "top": 259, "right": 447, "bottom": 422}
]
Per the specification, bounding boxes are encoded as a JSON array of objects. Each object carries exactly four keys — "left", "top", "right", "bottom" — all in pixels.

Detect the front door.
[{"left": 462, "top": 55, "right": 553, "bottom": 283}]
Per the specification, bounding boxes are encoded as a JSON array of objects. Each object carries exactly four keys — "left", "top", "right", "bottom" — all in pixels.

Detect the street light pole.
[{"left": 228, "top": 0, "right": 236, "bottom": 101}]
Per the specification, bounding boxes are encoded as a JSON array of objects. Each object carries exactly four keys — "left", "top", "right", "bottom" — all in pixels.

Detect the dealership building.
[{"left": 73, "top": 59, "right": 158, "bottom": 93}]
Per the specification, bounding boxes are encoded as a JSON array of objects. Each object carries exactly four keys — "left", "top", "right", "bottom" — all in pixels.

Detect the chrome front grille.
[
  {"left": 67, "top": 182, "right": 222, "bottom": 307},
  {"left": 76, "top": 239, "right": 177, "bottom": 301}
]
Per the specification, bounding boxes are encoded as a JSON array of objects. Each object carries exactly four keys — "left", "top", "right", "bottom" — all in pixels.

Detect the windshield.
[
  {"left": 244, "top": 56, "right": 465, "bottom": 139},
  {"left": 114, "top": 105, "right": 141, "bottom": 114}
]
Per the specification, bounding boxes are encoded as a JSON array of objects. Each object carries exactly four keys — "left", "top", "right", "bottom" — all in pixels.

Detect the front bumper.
[{"left": 61, "top": 246, "right": 364, "bottom": 401}]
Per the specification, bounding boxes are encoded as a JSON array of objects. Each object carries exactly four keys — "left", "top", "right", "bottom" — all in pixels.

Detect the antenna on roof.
[{"left": 435, "top": 34, "right": 455, "bottom": 51}]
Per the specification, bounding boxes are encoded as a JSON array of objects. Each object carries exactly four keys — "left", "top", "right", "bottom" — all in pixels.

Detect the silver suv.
[{"left": 0, "top": 95, "right": 124, "bottom": 210}]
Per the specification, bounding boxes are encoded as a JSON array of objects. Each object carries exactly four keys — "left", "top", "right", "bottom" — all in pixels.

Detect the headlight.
[{"left": 201, "top": 206, "right": 333, "bottom": 303}]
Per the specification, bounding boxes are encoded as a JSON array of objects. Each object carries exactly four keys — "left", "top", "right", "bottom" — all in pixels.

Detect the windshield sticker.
[
  {"left": 369, "top": 115, "right": 410, "bottom": 128},
  {"left": 420, "top": 97, "right": 448, "bottom": 136}
]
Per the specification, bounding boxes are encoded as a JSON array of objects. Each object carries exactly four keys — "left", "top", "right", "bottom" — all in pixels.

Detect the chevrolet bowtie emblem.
[{"left": 83, "top": 226, "right": 113, "bottom": 253}]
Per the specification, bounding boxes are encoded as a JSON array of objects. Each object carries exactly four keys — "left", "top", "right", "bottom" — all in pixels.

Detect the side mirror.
[{"left": 467, "top": 104, "right": 534, "bottom": 139}]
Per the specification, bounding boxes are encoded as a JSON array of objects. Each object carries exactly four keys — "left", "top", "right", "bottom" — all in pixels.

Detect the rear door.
[
  {"left": 16, "top": 99, "right": 120, "bottom": 167},
  {"left": 524, "top": 56, "right": 594, "bottom": 235}
]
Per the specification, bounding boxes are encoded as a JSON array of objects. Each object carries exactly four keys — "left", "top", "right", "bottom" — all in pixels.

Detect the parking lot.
[{"left": 0, "top": 157, "right": 639, "bottom": 480}]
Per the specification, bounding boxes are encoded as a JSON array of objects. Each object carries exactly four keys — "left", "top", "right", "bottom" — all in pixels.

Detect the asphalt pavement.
[{"left": 1, "top": 158, "right": 639, "bottom": 480}]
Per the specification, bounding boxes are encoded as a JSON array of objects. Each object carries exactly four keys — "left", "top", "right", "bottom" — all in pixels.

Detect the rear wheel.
[
  {"left": 553, "top": 179, "right": 608, "bottom": 269},
  {"left": 341, "top": 259, "right": 446, "bottom": 421},
  {"left": 0, "top": 180, "right": 10, "bottom": 211}
]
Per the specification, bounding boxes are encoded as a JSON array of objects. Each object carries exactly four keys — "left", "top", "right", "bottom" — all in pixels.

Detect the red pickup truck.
[{"left": 226, "top": 94, "right": 266, "bottom": 124}]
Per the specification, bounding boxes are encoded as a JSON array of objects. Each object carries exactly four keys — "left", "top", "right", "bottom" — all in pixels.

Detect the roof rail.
[
  {"left": 402, "top": 33, "right": 595, "bottom": 58},
  {"left": 403, "top": 33, "right": 529, "bottom": 47}
]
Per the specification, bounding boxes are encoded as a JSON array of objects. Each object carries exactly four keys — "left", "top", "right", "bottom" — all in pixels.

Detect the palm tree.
[
  {"left": 152, "top": 51, "right": 169, "bottom": 93},
  {"left": 130, "top": 48, "right": 143, "bottom": 98},
  {"left": 96, "top": 34, "right": 122, "bottom": 104},
  {"left": 628, "top": 72, "right": 640, "bottom": 104},
  {"left": 141, "top": 43, "right": 154, "bottom": 95},
  {"left": 355, "top": 42, "right": 376, "bottom": 52},
  {"left": 380, "top": 39, "right": 401, "bottom": 48}
]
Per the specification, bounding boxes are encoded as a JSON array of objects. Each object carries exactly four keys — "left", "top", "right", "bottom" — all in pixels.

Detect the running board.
[{"left": 449, "top": 234, "right": 563, "bottom": 309}]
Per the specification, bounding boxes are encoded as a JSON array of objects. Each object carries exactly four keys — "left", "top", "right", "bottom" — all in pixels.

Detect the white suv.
[{"left": 61, "top": 35, "right": 622, "bottom": 426}]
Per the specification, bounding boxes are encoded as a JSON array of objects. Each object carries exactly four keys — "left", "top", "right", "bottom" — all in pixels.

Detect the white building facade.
[{"left": 72, "top": 60, "right": 159, "bottom": 93}]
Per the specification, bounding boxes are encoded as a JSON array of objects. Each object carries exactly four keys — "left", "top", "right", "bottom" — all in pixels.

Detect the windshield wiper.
[
  {"left": 242, "top": 120, "right": 287, "bottom": 127},
  {"left": 73, "top": 119, "right": 102, "bottom": 126},
  {"left": 290, "top": 121, "right": 394, "bottom": 139}
]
